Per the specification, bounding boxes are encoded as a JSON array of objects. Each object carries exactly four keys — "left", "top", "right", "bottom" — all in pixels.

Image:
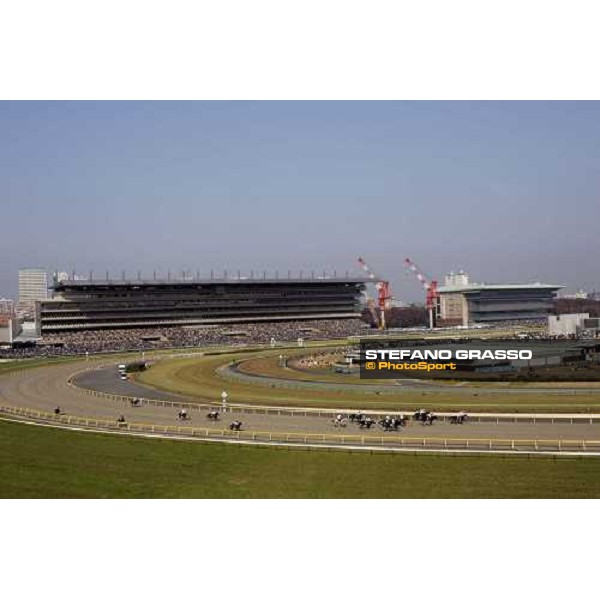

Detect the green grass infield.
[{"left": 1, "top": 418, "right": 599, "bottom": 498}]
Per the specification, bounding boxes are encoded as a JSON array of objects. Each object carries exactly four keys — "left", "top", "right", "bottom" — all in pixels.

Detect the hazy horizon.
[{"left": 1, "top": 101, "right": 599, "bottom": 302}]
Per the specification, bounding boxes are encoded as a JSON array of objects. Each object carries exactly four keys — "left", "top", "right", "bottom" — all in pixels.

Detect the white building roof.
[{"left": 438, "top": 282, "right": 564, "bottom": 294}]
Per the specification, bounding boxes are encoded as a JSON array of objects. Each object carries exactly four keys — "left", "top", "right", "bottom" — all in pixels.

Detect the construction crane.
[
  {"left": 357, "top": 257, "right": 391, "bottom": 329},
  {"left": 357, "top": 257, "right": 381, "bottom": 328},
  {"left": 404, "top": 257, "right": 439, "bottom": 329},
  {"left": 364, "top": 297, "right": 380, "bottom": 329}
]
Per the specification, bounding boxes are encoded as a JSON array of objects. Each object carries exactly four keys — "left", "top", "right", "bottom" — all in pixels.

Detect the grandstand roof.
[
  {"left": 438, "top": 282, "right": 564, "bottom": 294},
  {"left": 51, "top": 276, "right": 371, "bottom": 289}
]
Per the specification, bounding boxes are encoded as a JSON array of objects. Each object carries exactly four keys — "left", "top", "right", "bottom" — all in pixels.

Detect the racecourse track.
[{"left": 2, "top": 353, "right": 600, "bottom": 455}]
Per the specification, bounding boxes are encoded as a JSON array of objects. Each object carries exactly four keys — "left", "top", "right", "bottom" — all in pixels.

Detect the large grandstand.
[{"left": 36, "top": 276, "right": 369, "bottom": 333}]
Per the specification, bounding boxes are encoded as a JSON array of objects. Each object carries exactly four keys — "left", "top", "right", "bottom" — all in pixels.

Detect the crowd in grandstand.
[
  {"left": 0, "top": 319, "right": 369, "bottom": 358},
  {"left": 486, "top": 319, "right": 547, "bottom": 328},
  {"left": 3, "top": 315, "right": 592, "bottom": 360}
]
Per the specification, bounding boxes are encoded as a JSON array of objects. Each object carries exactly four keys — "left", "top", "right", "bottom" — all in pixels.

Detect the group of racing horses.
[
  {"left": 333, "top": 409, "right": 468, "bottom": 430},
  {"left": 117, "top": 400, "right": 468, "bottom": 434},
  {"left": 173, "top": 408, "right": 242, "bottom": 430}
]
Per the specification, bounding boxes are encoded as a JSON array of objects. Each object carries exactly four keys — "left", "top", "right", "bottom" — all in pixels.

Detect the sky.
[{"left": 1, "top": 100, "right": 599, "bottom": 302}]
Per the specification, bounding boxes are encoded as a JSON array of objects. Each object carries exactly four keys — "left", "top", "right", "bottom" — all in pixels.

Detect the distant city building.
[
  {"left": 548, "top": 313, "right": 589, "bottom": 336},
  {"left": 54, "top": 271, "right": 70, "bottom": 284},
  {"left": 582, "top": 317, "right": 600, "bottom": 337},
  {"left": 561, "top": 289, "right": 590, "bottom": 299},
  {"left": 18, "top": 269, "right": 48, "bottom": 318},
  {"left": 0, "top": 315, "right": 22, "bottom": 345},
  {"left": 437, "top": 271, "right": 563, "bottom": 326},
  {"left": 0, "top": 297, "right": 15, "bottom": 316}
]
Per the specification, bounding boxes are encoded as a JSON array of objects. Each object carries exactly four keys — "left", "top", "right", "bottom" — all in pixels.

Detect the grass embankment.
[
  {"left": 240, "top": 355, "right": 600, "bottom": 390},
  {"left": 239, "top": 353, "right": 391, "bottom": 385},
  {"left": 1, "top": 418, "right": 599, "bottom": 498},
  {"left": 136, "top": 350, "right": 600, "bottom": 413}
]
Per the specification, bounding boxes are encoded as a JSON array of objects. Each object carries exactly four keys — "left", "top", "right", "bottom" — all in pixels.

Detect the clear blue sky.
[{"left": 1, "top": 101, "right": 599, "bottom": 302}]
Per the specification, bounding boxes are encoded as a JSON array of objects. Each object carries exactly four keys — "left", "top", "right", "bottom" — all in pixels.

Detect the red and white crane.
[
  {"left": 404, "top": 257, "right": 439, "bottom": 329},
  {"left": 357, "top": 257, "right": 391, "bottom": 329}
]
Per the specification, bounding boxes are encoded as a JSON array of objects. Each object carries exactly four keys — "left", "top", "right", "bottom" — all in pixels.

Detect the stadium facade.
[
  {"left": 36, "top": 276, "right": 369, "bottom": 333},
  {"left": 437, "top": 271, "right": 563, "bottom": 326}
]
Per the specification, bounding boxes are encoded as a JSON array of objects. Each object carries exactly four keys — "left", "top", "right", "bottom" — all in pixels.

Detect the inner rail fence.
[
  {"left": 68, "top": 377, "right": 600, "bottom": 425},
  {"left": 3, "top": 362, "right": 600, "bottom": 426},
  {"left": 2, "top": 404, "right": 600, "bottom": 454}
]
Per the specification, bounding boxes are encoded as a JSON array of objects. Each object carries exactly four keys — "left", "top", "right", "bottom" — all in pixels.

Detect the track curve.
[{"left": 2, "top": 356, "right": 600, "bottom": 454}]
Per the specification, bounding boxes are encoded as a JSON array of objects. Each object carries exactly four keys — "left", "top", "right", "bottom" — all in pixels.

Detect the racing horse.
[
  {"left": 413, "top": 409, "right": 428, "bottom": 422},
  {"left": 423, "top": 412, "right": 438, "bottom": 426},
  {"left": 395, "top": 415, "right": 408, "bottom": 428},
  {"left": 349, "top": 412, "right": 365, "bottom": 423},
  {"left": 229, "top": 420, "right": 242, "bottom": 431},
  {"left": 358, "top": 416, "right": 376, "bottom": 429},
  {"left": 379, "top": 416, "right": 394, "bottom": 431},
  {"left": 332, "top": 415, "right": 347, "bottom": 428},
  {"left": 450, "top": 413, "right": 468, "bottom": 425},
  {"left": 379, "top": 416, "right": 407, "bottom": 431},
  {"left": 207, "top": 410, "right": 220, "bottom": 421}
]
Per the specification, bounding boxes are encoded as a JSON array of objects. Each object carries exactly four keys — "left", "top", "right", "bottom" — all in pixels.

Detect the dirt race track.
[{"left": 2, "top": 357, "right": 600, "bottom": 455}]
